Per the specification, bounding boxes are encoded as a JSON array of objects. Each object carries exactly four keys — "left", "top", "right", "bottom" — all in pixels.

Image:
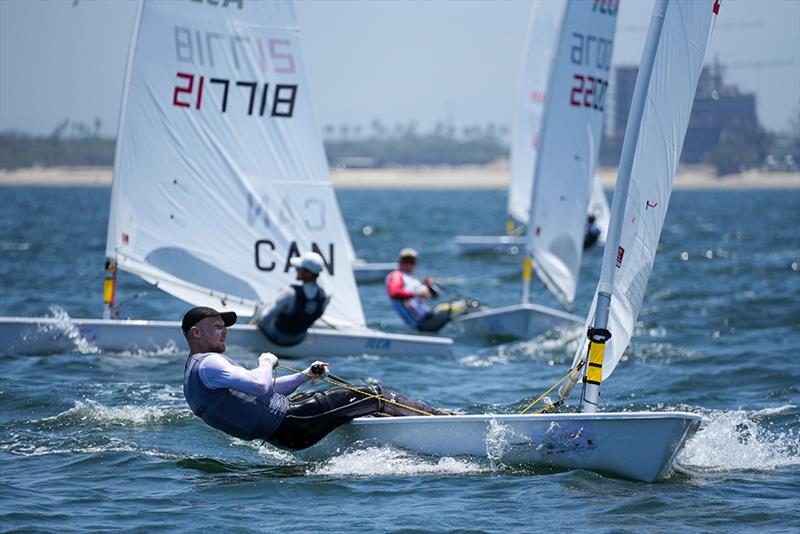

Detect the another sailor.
[
  {"left": 252, "top": 251, "right": 330, "bottom": 346},
  {"left": 182, "top": 306, "right": 444, "bottom": 449},
  {"left": 584, "top": 215, "right": 601, "bottom": 250},
  {"left": 385, "top": 248, "right": 477, "bottom": 332}
]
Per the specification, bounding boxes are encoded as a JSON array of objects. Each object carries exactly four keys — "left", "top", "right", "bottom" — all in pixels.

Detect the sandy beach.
[{"left": 1, "top": 163, "right": 798, "bottom": 189}]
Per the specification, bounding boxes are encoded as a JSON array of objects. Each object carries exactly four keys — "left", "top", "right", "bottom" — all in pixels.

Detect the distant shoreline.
[{"left": 1, "top": 164, "right": 798, "bottom": 190}]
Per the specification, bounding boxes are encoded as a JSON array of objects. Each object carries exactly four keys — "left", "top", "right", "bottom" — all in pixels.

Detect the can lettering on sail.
[{"left": 254, "top": 241, "right": 335, "bottom": 275}]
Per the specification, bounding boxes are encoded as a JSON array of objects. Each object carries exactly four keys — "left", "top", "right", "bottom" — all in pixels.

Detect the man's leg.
[
  {"left": 268, "top": 385, "right": 381, "bottom": 450},
  {"left": 416, "top": 305, "right": 452, "bottom": 332},
  {"left": 376, "top": 385, "right": 448, "bottom": 416}
]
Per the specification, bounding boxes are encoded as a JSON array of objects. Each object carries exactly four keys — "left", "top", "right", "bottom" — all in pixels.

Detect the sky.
[{"left": 0, "top": 0, "right": 798, "bottom": 138}]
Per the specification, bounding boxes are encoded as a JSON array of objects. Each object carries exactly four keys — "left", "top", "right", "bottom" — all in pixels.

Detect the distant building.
[{"left": 600, "top": 60, "right": 760, "bottom": 166}]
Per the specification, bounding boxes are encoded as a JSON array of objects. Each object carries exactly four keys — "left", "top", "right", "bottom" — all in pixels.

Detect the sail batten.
[{"left": 106, "top": 0, "right": 365, "bottom": 326}]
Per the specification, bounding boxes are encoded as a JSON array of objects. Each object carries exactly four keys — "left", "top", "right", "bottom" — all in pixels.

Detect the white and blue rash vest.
[{"left": 183, "top": 353, "right": 288, "bottom": 440}]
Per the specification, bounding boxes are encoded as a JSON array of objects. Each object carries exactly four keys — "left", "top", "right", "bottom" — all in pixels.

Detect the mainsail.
[
  {"left": 106, "top": 0, "right": 365, "bottom": 326},
  {"left": 507, "top": 0, "right": 563, "bottom": 227},
  {"left": 573, "top": 0, "right": 719, "bottom": 380},
  {"left": 524, "top": 0, "right": 617, "bottom": 308}
]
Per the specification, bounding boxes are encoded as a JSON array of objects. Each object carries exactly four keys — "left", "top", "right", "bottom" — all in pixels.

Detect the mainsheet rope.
[
  {"left": 518, "top": 361, "right": 586, "bottom": 415},
  {"left": 278, "top": 360, "right": 585, "bottom": 417},
  {"left": 277, "top": 364, "right": 452, "bottom": 416}
]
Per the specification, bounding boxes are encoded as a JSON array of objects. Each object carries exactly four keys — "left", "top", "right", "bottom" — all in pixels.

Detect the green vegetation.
[
  {"left": 323, "top": 121, "right": 508, "bottom": 167},
  {"left": 0, "top": 120, "right": 508, "bottom": 171},
  {"left": 1, "top": 117, "right": 796, "bottom": 174},
  {"left": 0, "top": 120, "right": 115, "bottom": 170}
]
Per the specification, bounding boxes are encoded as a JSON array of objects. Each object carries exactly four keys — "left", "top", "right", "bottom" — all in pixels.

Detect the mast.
[
  {"left": 102, "top": 261, "right": 118, "bottom": 319},
  {"left": 580, "top": 0, "right": 670, "bottom": 413}
]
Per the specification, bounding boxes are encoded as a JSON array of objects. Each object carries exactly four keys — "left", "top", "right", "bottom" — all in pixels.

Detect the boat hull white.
[
  {"left": 352, "top": 261, "right": 395, "bottom": 284},
  {"left": 452, "top": 235, "right": 526, "bottom": 255},
  {"left": 449, "top": 303, "right": 583, "bottom": 340},
  {"left": 0, "top": 316, "right": 452, "bottom": 358},
  {"left": 300, "top": 411, "right": 701, "bottom": 482}
]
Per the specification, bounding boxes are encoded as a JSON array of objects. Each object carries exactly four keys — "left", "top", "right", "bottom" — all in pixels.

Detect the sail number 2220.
[
  {"left": 569, "top": 30, "right": 612, "bottom": 112},
  {"left": 570, "top": 75, "right": 609, "bottom": 112}
]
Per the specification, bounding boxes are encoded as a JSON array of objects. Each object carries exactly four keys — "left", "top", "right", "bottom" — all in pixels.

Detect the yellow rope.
[
  {"left": 279, "top": 359, "right": 582, "bottom": 418},
  {"left": 277, "top": 364, "right": 452, "bottom": 417},
  {"left": 518, "top": 361, "right": 585, "bottom": 415}
]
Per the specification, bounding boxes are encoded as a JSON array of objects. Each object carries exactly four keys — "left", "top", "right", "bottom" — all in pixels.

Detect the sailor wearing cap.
[
  {"left": 183, "top": 306, "right": 295, "bottom": 441},
  {"left": 182, "top": 305, "right": 444, "bottom": 447},
  {"left": 385, "top": 248, "right": 446, "bottom": 332},
  {"left": 252, "top": 251, "right": 331, "bottom": 346},
  {"left": 385, "top": 248, "right": 481, "bottom": 332}
]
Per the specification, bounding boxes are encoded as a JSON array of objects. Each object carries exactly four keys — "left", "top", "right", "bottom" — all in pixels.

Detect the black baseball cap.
[{"left": 181, "top": 306, "right": 237, "bottom": 334}]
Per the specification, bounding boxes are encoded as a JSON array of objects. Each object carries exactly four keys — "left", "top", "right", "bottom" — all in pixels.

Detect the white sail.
[
  {"left": 575, "top": 0, "right": 719, "bottom": 380},
  {"left": 525, "top": 0, "right": 617, "bottom": 307},
  {"left": 507, "top": 0, "right": 565, "bottom": 226},
  {"left": 588, "top": 174, "right": 610, "bottom": 244},
  {"left": 106, "top": 0, "right": 365, "bottom": 326}
]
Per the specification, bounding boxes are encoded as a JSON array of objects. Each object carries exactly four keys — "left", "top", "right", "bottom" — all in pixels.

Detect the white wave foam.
[
  {"left": 116, "top": 339, "right": 182, "bottom": 357},
  {"left": 2, "top": 431, "right": 181, "bottom": 459},
  {"left": 462, "top": 326, "right": 582, "bottom": 368},
  {"left": 678, "top": 406, "right": 800, "bottom": 472},
  {"left": 38, "top": 305, "right": 100, "bottom": 354},
  {"left": 484, "top": 418, "right": 532, "bottom": 468},
  {"left": 40, "top": 400, "right": 177, "bottom": 426},
  {"left": 459, "top": 352, "right": 510, "bottom": 368},
  {"left": 235, "top": 439, "right": 298, "bottom": 463},
  {"left": 309, "top": 446, "right": 486, "bottom": 477},
  {"left": 0, "top": 241, "right": 31, "bottom": 251}
]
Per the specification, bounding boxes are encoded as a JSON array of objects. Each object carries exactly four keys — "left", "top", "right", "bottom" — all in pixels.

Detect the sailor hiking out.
[
  {"left": 252, "top": 251, "right": 330, "bottom": 346},
  {"left": 183, "top": 306, "right": 444, "bottom": 449},
  {"left": 385, "top": 248, "right": 479, "bottom": 332}
]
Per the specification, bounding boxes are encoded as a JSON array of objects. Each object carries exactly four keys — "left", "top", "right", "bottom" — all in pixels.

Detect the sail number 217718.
[{"left": 172, "top": 73, "right": 297, "bottom": 117}]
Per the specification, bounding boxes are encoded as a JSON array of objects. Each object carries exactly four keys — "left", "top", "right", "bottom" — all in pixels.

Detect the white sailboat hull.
[
  {"left": 452, "top": 235, "right": 526, "bottom": 255},
  {"left": 0, "top": 316, "right": 452, "bottom": 358},
  {"left": 449, "top": 303, "right": 583, "bottom": 340},
  {"left": 352, "top": 261, "right": 395, "bottom": 284},
  {"left": 301, "top": 411, "right": 701, "bottom": 482}
]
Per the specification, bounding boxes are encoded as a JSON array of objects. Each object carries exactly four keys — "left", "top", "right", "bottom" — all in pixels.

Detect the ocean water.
[{"left": 1, "top": 185, "right": 798, "bottom": 532}]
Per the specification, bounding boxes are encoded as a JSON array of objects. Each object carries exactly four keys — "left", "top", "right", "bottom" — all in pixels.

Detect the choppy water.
[{"left": 1, "top": 186, "right": 799, "bottom": 532}]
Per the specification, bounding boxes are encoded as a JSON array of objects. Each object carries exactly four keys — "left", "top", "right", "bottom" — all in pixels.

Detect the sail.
[
  {"left": 588, "top": 174, "right": 610, "bottom": 245},
  {"left": 574, "top": 0, "right": 719, "bottom": 379},
  {"left": 106, "top": 0, "right": 365, "bottom": 326},
  {"left": 507, "top": 0, "right": 565, "bottom": 226},
  {"left": 525, "top": 0, "right": 617, "bottom": 307}
]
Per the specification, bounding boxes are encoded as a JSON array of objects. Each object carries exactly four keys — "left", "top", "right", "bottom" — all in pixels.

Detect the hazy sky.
[{"left": 1, "top": 0, "right": 798, "bottom": 137}]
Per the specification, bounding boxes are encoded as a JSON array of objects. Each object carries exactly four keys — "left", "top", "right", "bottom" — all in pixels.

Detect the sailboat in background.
[
  {"left": 452, "top": 0, "right": 610, "bottom": 255},
  {"left": 305, "top": 0, "right": 719, "bottom": 482},
  {"left": 588, "top": 174, "right": 611, "bottom": 246},
  {"left": 0, "top": 0, "right": 451, "bottom": 358},
  {"left": 449, "top": 0, "right": 616, "bottom": 340},
  {"left": 351, "top": 258, "right": 396, "bottom": 284}
]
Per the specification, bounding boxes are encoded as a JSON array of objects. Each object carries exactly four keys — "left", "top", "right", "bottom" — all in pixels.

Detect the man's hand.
[
  {"left": 258, "top": 352, "right": 278, "bottom": 370},
  {"left": 416, "top": 286, "right": 432, "bottom": 299},
  {"left": 304, "top": 361, "right": 330, "bottom": 383}
]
